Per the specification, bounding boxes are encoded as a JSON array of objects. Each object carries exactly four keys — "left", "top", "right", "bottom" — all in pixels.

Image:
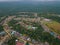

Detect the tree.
[
  {"left": 51, "top": 38, "right": 60, "bottom": 45},
  {"left": 0, "top": 25, "right": 4, "bottom": 32},
  {"left": 41, "top": 32, "right": 55, "bottom": 43},
  {"left": 25, "top": 42, "right": 29, "bottom": 45},
  {"left": 8, "top": 37, "right": 17, "bottom": 45}
]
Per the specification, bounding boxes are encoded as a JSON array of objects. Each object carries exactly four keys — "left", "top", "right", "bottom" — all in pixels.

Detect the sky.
[{"left": 0, "top": 0, "right": 60, "bottom": 2}]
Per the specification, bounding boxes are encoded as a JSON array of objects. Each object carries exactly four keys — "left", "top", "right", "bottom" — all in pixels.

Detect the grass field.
[{"left": 44, "top": 21, "right": 60, "bottom": 34}]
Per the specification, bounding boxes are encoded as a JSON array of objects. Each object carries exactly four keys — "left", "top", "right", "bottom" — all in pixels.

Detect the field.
[{"left": 45, "top": 21, "right": 60, "bottom": 34}]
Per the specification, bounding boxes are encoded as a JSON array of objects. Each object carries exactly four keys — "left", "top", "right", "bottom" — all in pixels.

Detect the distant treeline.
[
  {"left": 0, "top": 1, "right": 60, "bottom": 16},
  {"left": 38, "top": 13, "right": 60, "bottom": 23}
]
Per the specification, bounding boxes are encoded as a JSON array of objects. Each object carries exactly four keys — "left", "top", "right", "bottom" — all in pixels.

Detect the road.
[{"left": 0, "top": 16, "right": 15, "bottom": 45}]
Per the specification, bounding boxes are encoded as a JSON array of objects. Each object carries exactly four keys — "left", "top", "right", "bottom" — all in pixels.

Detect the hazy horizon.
[{"left": 0, "top": 0, "right": 60, "bottom": 2}]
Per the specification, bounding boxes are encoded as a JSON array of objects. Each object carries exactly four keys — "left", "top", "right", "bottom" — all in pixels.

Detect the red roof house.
[
  {"left": 57, "top": 36, "right": 60, "bottom": 39},
  {"left": 16, "top": 41, "right": 24, "bottom": 45}
]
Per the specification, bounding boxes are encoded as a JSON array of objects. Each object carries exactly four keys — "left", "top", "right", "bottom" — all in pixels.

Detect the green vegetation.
[
  {"left": 52, "top": 38, "right": 60, "bottom": 45},
  {"left": 0, "top": 25, "right": 4, "bottom": 32},
  {"left": 8, "top": 19, "right": 18, "bottom": 27},
  {"left": 8, "top": 20, "right": 44, "bottom": 41},
  {"left": 38, "top": 14, "right": 60, "bottom": 23},
  {"left": 25, "top": 42, "right": 29, "bottom": 45},
  {"left": 7, "top": 37, "right": 17, "bottom": 45},
  {"left": 41, "top": 32, "right": 55, "bottom": 43},
  {"left": 45, "top": 16, "right": 60, "bottom": 23},
  {"left": 0, "top": 1, "right": 60, "bottom": 45},
  {"left": 0, "top": 2, "right": 60, "bottom": 16},
  {"left": 8, "top": 19, "right": 60, "bottom": 45},
  {"left": 41, "top": 32, "right": 60, "bottom": 45},
  {"left": 0, "top": 16, "right": 7, "bottom": 23},
  {"left": 44, "top": 21, "right": 60, "bottom": 34}
]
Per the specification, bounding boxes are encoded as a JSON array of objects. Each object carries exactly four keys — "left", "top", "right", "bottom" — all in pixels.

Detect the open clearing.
[{"left": 44, "top": 21, "right": 60, "bottom": 34}]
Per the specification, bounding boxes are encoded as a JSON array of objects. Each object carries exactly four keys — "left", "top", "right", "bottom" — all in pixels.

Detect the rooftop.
[{"left": 16, "top": 41, "right": 24, "bottom": 45}]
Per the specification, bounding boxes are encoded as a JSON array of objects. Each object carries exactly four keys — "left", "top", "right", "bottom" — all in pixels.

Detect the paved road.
[{"left": 0, "top": 16, "right": 15, "bottom": 45}]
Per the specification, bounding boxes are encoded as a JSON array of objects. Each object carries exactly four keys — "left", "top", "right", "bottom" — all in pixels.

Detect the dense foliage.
[
  {"left": 0, "top": 25, "right": 4, "bottom": 32},
  {"left": 8, "top": 37, "right": 16, "bottom": 45},
  {"left": 25, "top": 42, "right": 29, "bottom": 45},
  {"left": 0, "top": 1, "right": 60, "bottom": 16},
  {"left": 38, "top": 14, "right": 60, "bottom": 23}
]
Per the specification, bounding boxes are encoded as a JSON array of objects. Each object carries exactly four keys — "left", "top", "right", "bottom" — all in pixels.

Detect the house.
[
  {"left": 44, "top": 18, "right": 51, "bottom": 22},
  {"left": 32, "top": 27, "right": 37, "bottom": 30},
  {"left": 16, "top": 40, "right": 24, "bottom": 45},
  {"left": 57, "top": 35, "right": 60, "bottom": 39},
  {"left": 16, "top": 41, "right": 24, "bottom": 45},
  {"left": 11, "top": 31, "right": 16, "bottom": 35}
]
